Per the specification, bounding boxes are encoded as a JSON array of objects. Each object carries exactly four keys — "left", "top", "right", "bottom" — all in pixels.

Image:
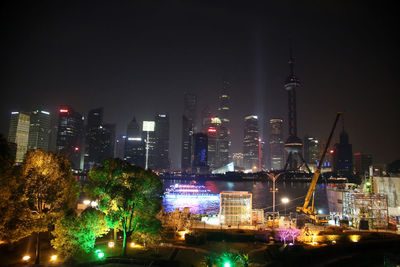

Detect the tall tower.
[
  {"left": 124, "top": 116, "right": 145, "bottom": 168},
  {"left": 154, "top": 113, "right": 170, "bottom": 172},
  {"left": 243, "top": 115, "right": 259, "bottom": 172},
  {"left": 218, "top": 81, "right": 231, "bottom": 127},
  {"left": 181, "top": 93, "right": 197, "bottom": 172},
  {"left": 269, "top": 118, "right": 284, "bottom": 170},
  {"left": 56, "top": 107, "right": 84, "bottom": 169},
  {"left": 283, "top": 50, "right": 311, "bottom": 173}
]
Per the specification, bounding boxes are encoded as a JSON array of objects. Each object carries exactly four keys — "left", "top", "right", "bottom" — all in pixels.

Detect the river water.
[{"left": 162, "top": 179, "right": 328, "bottom": 215}]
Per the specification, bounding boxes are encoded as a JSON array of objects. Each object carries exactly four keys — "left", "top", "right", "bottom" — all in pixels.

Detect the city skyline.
[{"left": 1, "top": 1, "right": 398, "bottom": 169}]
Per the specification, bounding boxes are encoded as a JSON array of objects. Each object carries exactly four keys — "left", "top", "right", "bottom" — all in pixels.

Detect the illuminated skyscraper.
[
  {"left": 243, "top": 115, "right": 259, "bottom": 171},
  {"left": 154, "top": 113, "right": 170, "bottom": 171},
  {"left": 303, "top": 136, "right": 320, "bottom": 164},
  {"left": 181, "top": 93, "right": 197, "bottom": 172},
  {"left": 56, "top": 107, "right": 84, "bottom": 169},
  {"left": 268, "top": 118, "right": 284, "bottom": 170},
  {"left": 192, "top": 132, "right": 208, "bottom": 174},
  {"left": 8, "top": 111, "right": 30, "bottom": 163},
  {"left": 206, "top": 117, "right": 229, "bottom": 170},
  {"left": 28, "top": 110, "right": 51, "bottom": 151},
  {"left": 218, "top": 81, "right": 231, "bottom": 127},
  {"left": 124, "top": 117, "right": 145, "bottom": 168}
]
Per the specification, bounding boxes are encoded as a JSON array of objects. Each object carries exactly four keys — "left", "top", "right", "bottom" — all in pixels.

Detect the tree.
[
  {"left": 51, "top": 208, "right": 109, "bottom": 258},
  {"left": 202, "top": 252, "right": 249, "bottom": 267},
  {"left": 288, "top": 228, "right": 300, "bottom": 244},
  {"left": 277, "top": 228, "right": 291, "bottom": 244},
  {"left": 21, "top": 150, "right": 80, "bottom": 264},
  {"left": 86, "top": 158, "right": 163, "bottom": 256}
]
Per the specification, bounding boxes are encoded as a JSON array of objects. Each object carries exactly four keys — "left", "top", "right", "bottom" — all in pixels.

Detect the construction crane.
[{"left": 296, "top": 112, "right": 342, "bottom": 224}]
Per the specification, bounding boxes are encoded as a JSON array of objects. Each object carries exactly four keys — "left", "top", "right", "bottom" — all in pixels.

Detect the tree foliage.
[
  {"left": 202, "top": 252, "right": 249, "bottom": 267},
  {"left": 0, "top": 149, "right": 79, "bottom": 264},
  {"left": 51, "top": 208, "right": 109, "bottom": 258},
  {"left": 85, "top": 158, "right": 163, "bottom": 255}
]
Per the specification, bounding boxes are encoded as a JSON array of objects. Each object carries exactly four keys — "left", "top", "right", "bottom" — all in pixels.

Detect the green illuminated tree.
[
  {"left": 86, "top": 158, "right": 163, "bottom": 256},
  {"left": 51, "top": 208, "right": 109, "bottom": 258}
]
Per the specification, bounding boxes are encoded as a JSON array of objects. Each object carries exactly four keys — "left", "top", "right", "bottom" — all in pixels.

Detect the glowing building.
[
  {"left": 124, "top": 117, "right": 145, "bottom": 168},
  {"left": 181, "top": 93, "right": 197, "bottom": 172},
  {"left": 28, "top": 110, "right": 51, "bottom": 151},
  {"left": 56, "top": 107, "right": 84, "bottom": 169},
  {"left": 8, "top": 111, "right": 30, "bottom": 162},
  {"left": 303, "top": 136, "right": 320, "bottom": 165},
  {"left": 192, "top": 132, "right": 208, "bottom": 174},
  {"left": 219, "top": 191, "right": 252, "bottom": 226},
  {"left": 268, "top": 118, "right": 284, "bottom": 170},
  {"left": 206, "top": 117, "right": 229, "bottom": 171},
  {"left": 243, "top": 115, "right": 259, "bottom": 171},
  {"left": 154, "top": 113, "right": 170, "bottom": 171}
]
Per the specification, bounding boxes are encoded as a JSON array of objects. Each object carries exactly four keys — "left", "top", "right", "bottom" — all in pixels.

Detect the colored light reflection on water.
[{"left": 163, "top": 195, "right": 220, "bottom": 214}]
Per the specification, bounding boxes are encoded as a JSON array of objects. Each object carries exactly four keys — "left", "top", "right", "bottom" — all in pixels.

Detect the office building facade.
[
  {"left": 154, "top": 113, "right": 170, "bottom": 171},
  {"left": 181, "top": 93, "right": 197, "bottom": 172},
  {"left": 56, "top": 107, "right": 84, "bottom": 169},
  {"left": 268, "top": 118, "right": 284, "bottom": 170},
  {"left": 8, "top": 111, "right": 30, "bottom": 162},
  {"left": 124, "top": 117, "right": 145, "bottom": 168},
  {"left": 243, "top": 115, "right": 259, "bottom": 171},
  {"left": 28, "top": 110, "right": 51, "bottom": 151}
]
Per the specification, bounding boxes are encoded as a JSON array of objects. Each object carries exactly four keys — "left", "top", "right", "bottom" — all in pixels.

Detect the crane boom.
[{"left": 297, "top": 112, "right": 342, "bottom": 216}]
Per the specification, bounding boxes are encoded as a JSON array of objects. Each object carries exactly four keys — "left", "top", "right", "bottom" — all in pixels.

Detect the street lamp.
[
  {"left": 267, "top": 173, "right": 282, "bottom": 228},
  {"left": 281, "top": 197, "right": 289, "bottom": 217}
]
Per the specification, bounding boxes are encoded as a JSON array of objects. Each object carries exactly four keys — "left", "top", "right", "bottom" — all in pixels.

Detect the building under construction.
[{"left": 342, "top": 192, "right": 388, "bottom": 229}]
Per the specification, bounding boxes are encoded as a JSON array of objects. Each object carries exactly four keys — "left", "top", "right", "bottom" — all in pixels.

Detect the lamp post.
[
  {"left": 142, "top": 121, "right": 155, "bottom": 170},
  {"left": 267, "top": 173, "right": 282, "bottom": 228},
  {"left": 281, "top": 197, "right": 289, "bottom": 217}
]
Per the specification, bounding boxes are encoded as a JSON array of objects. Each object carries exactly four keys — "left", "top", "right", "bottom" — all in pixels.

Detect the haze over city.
[{"left": 1, "top": 1, "right": 398, "bottom": 169}]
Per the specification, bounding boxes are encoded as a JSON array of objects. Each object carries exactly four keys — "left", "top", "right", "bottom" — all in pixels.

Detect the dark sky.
[{"left": 1, "top": 0, "right": 399, "bottom": 169}]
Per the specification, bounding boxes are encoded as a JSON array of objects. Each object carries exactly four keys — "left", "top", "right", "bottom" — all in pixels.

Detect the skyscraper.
[
  {"left": 8, "top": 111, "right": 30, "bottom": 163},
  {"left": 124, "top": 117, "right": 145, "bottom": 168},
  {"left": 86, "top": 123, "right": 115, "bottom": 168},
  {"left": 268, "top": 118, "right": 284, "bottom": 170},
  {"left": 218, "top": 81, "right": 231, "bottom": 127},
  {"left": 303, "top": 136, "right": 320, "bottom": 164},
  {"left": 353, "top": 153, "right": 373, "bottom": 176},
  {"left": 192, "top": 132, "right": 208, "bottom": 174},
  {"left": 283, "top": 50, "right": 310, "bottom": 173},
  {"left": 154, "top": 113, "right": 170, "bottom": 171},
  {"left": 85, "top": 108, "right": 104, "bottom": 168},
  {"left": 206, "top": 117, "right": 229, "bottom": 170},
  {"left": 56, "top": 107, "right": 84, "bottom": 169},
  {"left": 181, "top": 93, "right": 197, "bottom": 172},
  {"left": 28, "top": 110, "right": 51, "bottom": 151},
  {"left": 333, "top": 130, "right": 353, "bottom": 177},
  {"left": 243, "top": 115, "right": 259, "bottom": 171}
]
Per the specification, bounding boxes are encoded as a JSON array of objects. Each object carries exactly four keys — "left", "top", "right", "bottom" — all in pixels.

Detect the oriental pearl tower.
[{"left": 283, "top": 50, "right": 311, "bottom": 173}]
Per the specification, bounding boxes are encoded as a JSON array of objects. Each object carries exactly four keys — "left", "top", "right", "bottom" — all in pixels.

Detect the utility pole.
[{"left": 267, "top": 173, "right": 282, "bottom": 229}]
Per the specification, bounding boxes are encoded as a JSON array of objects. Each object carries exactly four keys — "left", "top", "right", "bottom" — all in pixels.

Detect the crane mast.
[{"left": 296, "top": 112, "right": 342, "bottom": 218}]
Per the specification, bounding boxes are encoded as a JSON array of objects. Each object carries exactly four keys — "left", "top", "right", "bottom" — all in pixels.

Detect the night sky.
[{"left": 1, "top": 1, "right": 399, "bottom": 169}]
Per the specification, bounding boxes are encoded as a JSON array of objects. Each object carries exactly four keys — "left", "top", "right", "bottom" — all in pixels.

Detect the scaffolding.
[{"left": 342, "top": 192, "right": 388, "bottom": 229}]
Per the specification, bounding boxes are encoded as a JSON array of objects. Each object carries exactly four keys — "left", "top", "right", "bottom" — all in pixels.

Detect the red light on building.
[
  {"left": 208, "top": 128, "right": 217, "bottom": 133},
  {"left": 74, "top": 146, "right": 79, "bottom": 151},
  {"left": 329, "top": 149, "right": 334, "bottom": 154},
  {"left": 59, "top": 109, "right": 69, "bottom": 113}
]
